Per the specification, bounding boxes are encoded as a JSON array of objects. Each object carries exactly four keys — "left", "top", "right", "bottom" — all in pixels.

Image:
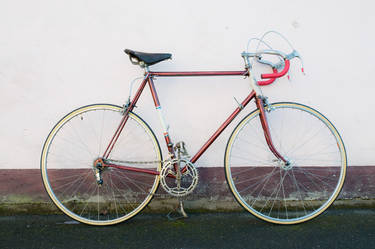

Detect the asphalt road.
[{"left": 1, "top": 209, "right": 374, "bottom": 249}]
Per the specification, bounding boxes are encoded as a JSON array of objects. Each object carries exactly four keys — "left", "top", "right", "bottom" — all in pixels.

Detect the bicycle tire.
[
  {"left": 224, "top": 102, "right": 347, "bottom": 224},
  {"left": 41, "top": 104, "right": 162, "bottom": 225}
]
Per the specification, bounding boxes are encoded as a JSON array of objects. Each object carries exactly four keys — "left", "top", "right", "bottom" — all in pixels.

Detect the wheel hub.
[{"left": 275, "top": 157, "right": 293, "bottom": 171}]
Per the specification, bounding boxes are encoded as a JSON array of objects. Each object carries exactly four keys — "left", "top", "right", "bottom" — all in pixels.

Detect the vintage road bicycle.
[{"left": 41, "top": 34, "right": 347, "bottom": 226}]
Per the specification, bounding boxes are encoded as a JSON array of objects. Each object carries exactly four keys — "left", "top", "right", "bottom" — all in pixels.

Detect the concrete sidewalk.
[{"left": 1, "top": 209, "right": 374, "bottom": 249}]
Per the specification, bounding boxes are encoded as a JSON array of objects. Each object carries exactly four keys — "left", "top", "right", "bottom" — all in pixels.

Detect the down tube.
[{"left": 190, "top": 91, "right": 256, "bottom": 164}]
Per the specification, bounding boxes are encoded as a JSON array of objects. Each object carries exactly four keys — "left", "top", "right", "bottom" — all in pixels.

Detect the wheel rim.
[
  {"left": 225, "top": 103, "right": 347, "bottom": 224},
  {"left": 41, "top": 104, "right": 161, "bottom": 225}
]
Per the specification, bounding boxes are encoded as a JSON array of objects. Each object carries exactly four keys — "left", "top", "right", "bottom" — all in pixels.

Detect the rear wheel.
[
  {"left": 224, "top": 102, "right": 347, "bottom": 224},
  {"left": 41, "top": 104, "right": 162, "bottom": 225}
]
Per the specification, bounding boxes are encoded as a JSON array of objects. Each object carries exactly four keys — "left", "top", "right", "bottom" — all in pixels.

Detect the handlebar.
[
  {"left": 261, "top": 59, "right": 290, "bottom": 79},
  {"left": 241, "top": 49, "right": 302, "bottom": 86},
  {"left": 257, "top": 68, "right": 278, "bottom": 86}
]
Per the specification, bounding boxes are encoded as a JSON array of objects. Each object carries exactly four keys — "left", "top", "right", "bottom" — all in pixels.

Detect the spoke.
[
  {"left": 248, "top": 167, "right": 278, "bottom": 207},
  {"left": 294, "top": 167, "right": 338, "bottom": 188},
  {"left": 235, "top": 136, "right": 269, "bottom": 154},
  {"left": 51, "top": 170, "right": 92, "bottom": 194},
  {"left": 281, "top": 170, "right": 288, "bottom": 219},
  {"left": 47, "top": 171, "right": 90, "bottom": 182},
  {"left": 294, "top": 167, "right": 339, "bottom": 183},
  {"left": 108, "top": 173, "right": 119, "bottom": 218},
  {"left": 285, "top": 125, "right": 326, "bottom": 156},
  {"left": 236, "top": 168, "right": 277, "bottom": 185},
  {"left": 48, "top": 149, "right": 92, "bottom": 166},
  {"left": 98, "top": 110, "right": 106, "bottom": 157},
  {"left": 85, "top": 112, "right": 102, "bottom": 157},
  {"left": 79, "top": 182, "right": 99, "bottom": 217},
  {"left": 97, "top": 186, "right": 100, "bottom": 220},
  {"left": 231, "top": 153, "right": 274, "bottom": 167},
  {"left": 290, "top": 169, "right": 307, "bottom": 216},
  {"left": 54, "top": 136, "right": 94, "bottom": 158},
  {"left": 267, "top": 169, "right": 284, "bottom": 217},
  {"left": 108, "top": 172, "right": 136, "bottom": 213},
  {"left": 301, "top": 166, "right": 340, "bottom": 170},
  {"left": 295, "top": 158, "right": 341, "bottom": 164},
  {"left": 259, "top": 169, "right": 287, "bottom": 213},
  {"left": 65, "top": 172, "right": 94, "bottom": 201},
  {"left": 231, "top": 165, "right": 273, "bottom": 178},
  {"left": 237, "top": 167, "right": 278, "bottom": 195},
  {"left": 290, "top": 169, "right": 322, "bottom": 206},
  {"left": 112, "top": 170, "right": 149, "bottom": 197},
  {"left": 64, "top": 122, "right": 96, "bottom": 158},
  {"left": 292, "top": 145, "right": 339, "bottom": 161},
  {"left": 115, "top": 170, "right": 151, "bottom": 193}
]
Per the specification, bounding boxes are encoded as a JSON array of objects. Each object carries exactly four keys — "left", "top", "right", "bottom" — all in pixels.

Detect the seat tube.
[
  {"left": 148, "top": 77, "right": 175, "bottom": 157},
  {"left": 255, "top": 96, "right": 288, "bottom": 163}
]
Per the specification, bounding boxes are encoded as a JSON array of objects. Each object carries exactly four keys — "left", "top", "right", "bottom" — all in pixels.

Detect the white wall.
[{"left": 0, "top": 0, "right": 373, "bottom": 169}]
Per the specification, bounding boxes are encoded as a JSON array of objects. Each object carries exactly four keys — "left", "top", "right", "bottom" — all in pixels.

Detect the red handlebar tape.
[
  {"left": 261, "top": 59, "right": 290, "bottom": 79},
  {"left": 257, "top": 68, "right": 278, "bottom": 86}
]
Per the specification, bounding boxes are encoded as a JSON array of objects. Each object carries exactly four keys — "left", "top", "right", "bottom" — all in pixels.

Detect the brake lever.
[
  {"left": 286, "top": 50, "right": 305, "bottom": 75},
  {"left": 256, "top": 55, "right": 276, "bottom": 68}
]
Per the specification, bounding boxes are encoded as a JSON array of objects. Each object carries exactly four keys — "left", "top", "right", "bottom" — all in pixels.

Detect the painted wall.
[{"left": 0, "top": 0, "right": 373, "bottom": 170}]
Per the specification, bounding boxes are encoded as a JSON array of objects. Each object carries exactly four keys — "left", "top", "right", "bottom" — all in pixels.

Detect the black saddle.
[{"left": 124, "top": 49, "right": 172, "bottom": 66}]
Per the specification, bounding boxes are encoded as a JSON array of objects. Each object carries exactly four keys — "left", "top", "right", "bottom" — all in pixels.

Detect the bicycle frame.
[{"left": 101, "top": 69, "right": 287, "bottom": 175}]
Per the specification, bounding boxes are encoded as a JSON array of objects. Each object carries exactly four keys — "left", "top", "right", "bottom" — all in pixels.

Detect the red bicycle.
[{"left": 41, "top": 34, "right": 347, "bottom": 225}]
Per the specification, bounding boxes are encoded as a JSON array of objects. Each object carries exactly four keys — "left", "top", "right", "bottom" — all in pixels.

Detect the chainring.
[{"left": 160, "top": 159, "right": 199, "bottom": 197}]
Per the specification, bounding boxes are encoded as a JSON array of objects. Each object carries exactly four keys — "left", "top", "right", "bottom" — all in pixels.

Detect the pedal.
[{"left": 167, "top": 199, "right": 188, "bottom": 221}]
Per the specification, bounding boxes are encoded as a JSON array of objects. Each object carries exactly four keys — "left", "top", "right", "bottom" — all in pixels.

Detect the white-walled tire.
[
  {"left": 225, "top": 102, "right": 347, "bottom": 224},
  {"left": 41, "top": 104, "right": 162, "bottom": 225}
]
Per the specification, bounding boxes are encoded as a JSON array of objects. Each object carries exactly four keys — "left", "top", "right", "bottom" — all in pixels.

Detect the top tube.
[{"left": 149, "top": 71, "right": 248, "bottom": 77}]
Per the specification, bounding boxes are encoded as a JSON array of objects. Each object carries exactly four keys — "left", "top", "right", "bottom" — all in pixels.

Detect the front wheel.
[
  {"left": 224, "top": 102, "right": 347, "bottom": 224},
  {"left": 41, "top": 104, "right": 162, "bottom": 225}
]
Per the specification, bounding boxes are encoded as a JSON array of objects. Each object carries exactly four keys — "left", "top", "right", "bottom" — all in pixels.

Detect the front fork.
[
  {"left": 256, "top": 96, "right": 289, "bottom": 165},
  {"left": 246, "top": 68, "right": 289, "bottom": 165}
]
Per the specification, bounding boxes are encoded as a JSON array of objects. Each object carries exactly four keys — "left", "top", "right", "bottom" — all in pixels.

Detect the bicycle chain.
[
  {"left": 104, "top": 142, "right": 190, "bottom": 166},
  {"left": 104, "top": 158, "right": 164, "bottom": 165}
]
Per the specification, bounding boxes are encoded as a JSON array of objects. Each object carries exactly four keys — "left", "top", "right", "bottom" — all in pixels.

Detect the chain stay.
[{"left": 104, "top": 158, "right": 163, "bottom": 165}]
